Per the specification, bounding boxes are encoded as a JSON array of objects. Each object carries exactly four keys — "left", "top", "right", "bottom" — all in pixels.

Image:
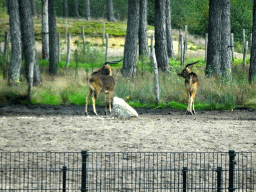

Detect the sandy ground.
[{"left": 0, "top": 104, "right": 255, "bottom": 155}]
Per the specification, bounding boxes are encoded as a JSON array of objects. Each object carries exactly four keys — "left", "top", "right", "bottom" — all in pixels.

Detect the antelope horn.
[
  {"left": 105, "top": 58, "right": 123, "bottom": 65},
  {"left": 185, "top": 61, "right": 200, "bottom": 68}
]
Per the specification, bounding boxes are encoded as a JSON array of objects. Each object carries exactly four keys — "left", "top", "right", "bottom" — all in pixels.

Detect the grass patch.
[
  {"left": 1, "top": 61, "right": 256, "bottom": 110},
  {"left": 1, "top": 50, "right": 256, "bottom": 111}
]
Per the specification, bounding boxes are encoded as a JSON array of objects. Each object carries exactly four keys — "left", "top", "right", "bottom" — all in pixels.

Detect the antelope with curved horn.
[
  {"left": 85, "top": 59, "right": 123, "bottom": 116},
  {"left": 178, "top": 61, "right": 200, "bottom": 115}
]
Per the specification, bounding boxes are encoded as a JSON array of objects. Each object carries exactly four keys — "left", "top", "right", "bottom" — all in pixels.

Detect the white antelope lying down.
[
  {"left": 85, "top": 59, "right": 122, "bottom": 116},
  {"left": 178, "top": 61, "right": 200, "bottom": 115}
]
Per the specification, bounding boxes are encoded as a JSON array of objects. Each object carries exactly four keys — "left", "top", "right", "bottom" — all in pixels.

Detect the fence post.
[
  {"left": 150, "top": 35, "right": 160, "bottom": 105},
  {"left": 105, "top": 34, "right": 109, "bottom": 62},
  {"left": 81, "top": 26, "right": 86, "bottom": 50},
  {"left": 230, "top": 33, "right": 234, "bottom": 64},
  {"left": 229, "top": 150, "right": 236, "bottom": 192},
  {"left": 182, "top": 167, "right": 188, "bottom": 192},
  {"left": 243, "top": 29, "right": 246, "bottom": 47},
  {"left": 102, "top": 22, "right": 105, "bottom": 45},
  {"left": 62, "top": 166, "right": 67, "bottom": 192},
  {"left": 243, "top": 41, "right": 248, "bottom": 66},
  {"left": 65, "top": 33, "right": 71, "bottom": 69},
  {"left": 217, "top": 166, "right": 222, "bottom": 192},
  {"left": 179, "top": 33, "right": 184, "bottom": 65},
  {"left": 184, "top": 25, "right": 188, "bottom": 51},
  {"left": 81, "top": 150, "right": 88, "bottom": 192}
]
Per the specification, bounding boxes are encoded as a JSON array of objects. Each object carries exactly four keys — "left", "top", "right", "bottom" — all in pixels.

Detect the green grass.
[
  {"left": 1, "top": 57, "right": 256, "bottom": 111},
  {"left": 0, "top": 17, "right": 129, "bottom": 41},
  {"left": 1, "top": 39, "right": 256, "bottom": 111}
]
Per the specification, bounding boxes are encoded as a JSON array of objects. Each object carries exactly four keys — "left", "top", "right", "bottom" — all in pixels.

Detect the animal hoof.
[
  {"left": 192, "top": 110, "right": 196, "bottom": 114},
  {"left": 85, "top": 112, "right": 88, "bottom": 116},
  {"left": 186, "top": 110, "right": 193, "bottom": 115}
]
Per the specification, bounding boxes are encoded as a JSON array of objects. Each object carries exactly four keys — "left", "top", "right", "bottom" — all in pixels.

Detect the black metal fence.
[{"left": 0, "top": 150, "right": 254, "bottom": 191}]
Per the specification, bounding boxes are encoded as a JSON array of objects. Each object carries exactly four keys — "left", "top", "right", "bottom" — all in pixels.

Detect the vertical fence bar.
[
  {"left": 81, "top": 150, "right": 88, "bottom": 192},
  {"left": 62, "top": 166, "right": 67, "bottom": 192},
  {"left": 182, "top": 167, "right": 188, "bottom": 192},
  {"left": 0, "top": 152, "right": 254, "bottom": 191},
  {"left": 229, "top": 150, "right": 236, "bottom": 192},
  {"left": 217, "top": 166, "right": 222, "bottom": 192}
]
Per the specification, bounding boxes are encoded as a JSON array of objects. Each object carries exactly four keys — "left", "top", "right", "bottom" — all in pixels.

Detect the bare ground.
[{"left": 0, "top": 104, "right": 255, "bottom": 154}]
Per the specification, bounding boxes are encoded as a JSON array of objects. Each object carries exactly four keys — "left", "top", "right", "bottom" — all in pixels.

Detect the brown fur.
[
  {"left": 178, "top": 61, "right": 200, "bottom": 115},
  {"left": 85, "top": 59, "right": 122, "bottom": 116}
]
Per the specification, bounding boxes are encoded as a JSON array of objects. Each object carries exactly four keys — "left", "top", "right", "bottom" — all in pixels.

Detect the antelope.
[
  {"left": 178, "top": 61, "right": 200, "bottom": 115},
  {"left": 85, "top": 59, "right": 122, "bottom": 116}
]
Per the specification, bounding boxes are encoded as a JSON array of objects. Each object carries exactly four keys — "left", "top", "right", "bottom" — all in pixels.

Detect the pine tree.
[
  {"left": 8, "top": 0, "right": 22, "bottom": 86},
  {"left": 206, "top": 0, "right": 222, "bottom": 76},
  {"left": 42, "top": 0, "right": 49, "bottom": 60},
  {"left": 107, "top": 0, "right": 115, "bottom": 22},
  {"left": 48, "top": 0, "right": 57, "bottom": 75},
  {"left": 249, "top": 0, "right": 256, "bottom": 83},
  {"left": 139, "top": 0, "right": 149, "bottom": 57},
  {"left": 166, "top": 0, "right": 174, "bottom": 58},
  {"left": 155, "top": 0, "right": 170, "bottom": 72},
  {"left": 122, "top": 0, "right": 140, "bottom": 77}
]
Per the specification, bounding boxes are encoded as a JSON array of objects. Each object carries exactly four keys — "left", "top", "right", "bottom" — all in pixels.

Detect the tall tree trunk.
[
  {"left": 249, "top": 0, "right": 256, "bottom": 83},
  {"left": 3, "top": 31, "right": 10, "bottom": 79},
  {"left": 107, "top": 0, "right": 115, "bottom": 22},
  {"left": 155, "top": 0, "right": 170, "bottom": 72},
  {"left": 206, "top": 0, "right": 221, "bottom": 76},
  {"left": 122, "top": 0, "right": 140, "bottom": 77},
  {"left": 42, "top": 0, "right": 49, "bottom": 60},
  {"left": 19, "top": 0, "right": 39, "bottom": 99},
  {"left": 48, "top": 0, "right": 57, "bottom": 75},
  {"left": 166, "top": 0, "right": 174, "bottom": 58},
  {"left": 84, "top": 0, "right": 90, "bottom": 20},
  {"left": 139, "top": 0, "right": 149, "bottom": 57},
  {"left": 30, "top": 0, "right": 37, "bottom": 17},
  {"left": 8, "top": 0, "right": 22, "bottom": 86},
  {"left": 33, "top": 53, "right": 41, "bottom": 86},
  {"left": 63, "top": 0, "right": 68, "bottom": 17},
  {"left": 220, "top": 0, "right": 231, "bottom": 79},
  {"left": 73, "top": 0, "right": 79, "bottom": 18}
]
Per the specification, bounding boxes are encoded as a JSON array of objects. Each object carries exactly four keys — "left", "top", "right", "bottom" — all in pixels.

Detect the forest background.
[
  {"left": 0, "top": 0, "right": 253, "bottom": 42},
  {"left": 0, "top": 0, "right": 255, "bottom": 111}
]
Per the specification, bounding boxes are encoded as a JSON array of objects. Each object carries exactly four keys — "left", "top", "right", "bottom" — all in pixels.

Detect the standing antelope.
[
  {"left": 85, "top": 59, "right": 122, "bottom": 116},
  {"left": 178, "top": 61, "right": 200, "bottom": 115}
]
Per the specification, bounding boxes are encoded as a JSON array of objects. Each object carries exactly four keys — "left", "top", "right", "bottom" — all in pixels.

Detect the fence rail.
[{"left": 0, "top": 151, "right": 254, "bottom": 191}]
